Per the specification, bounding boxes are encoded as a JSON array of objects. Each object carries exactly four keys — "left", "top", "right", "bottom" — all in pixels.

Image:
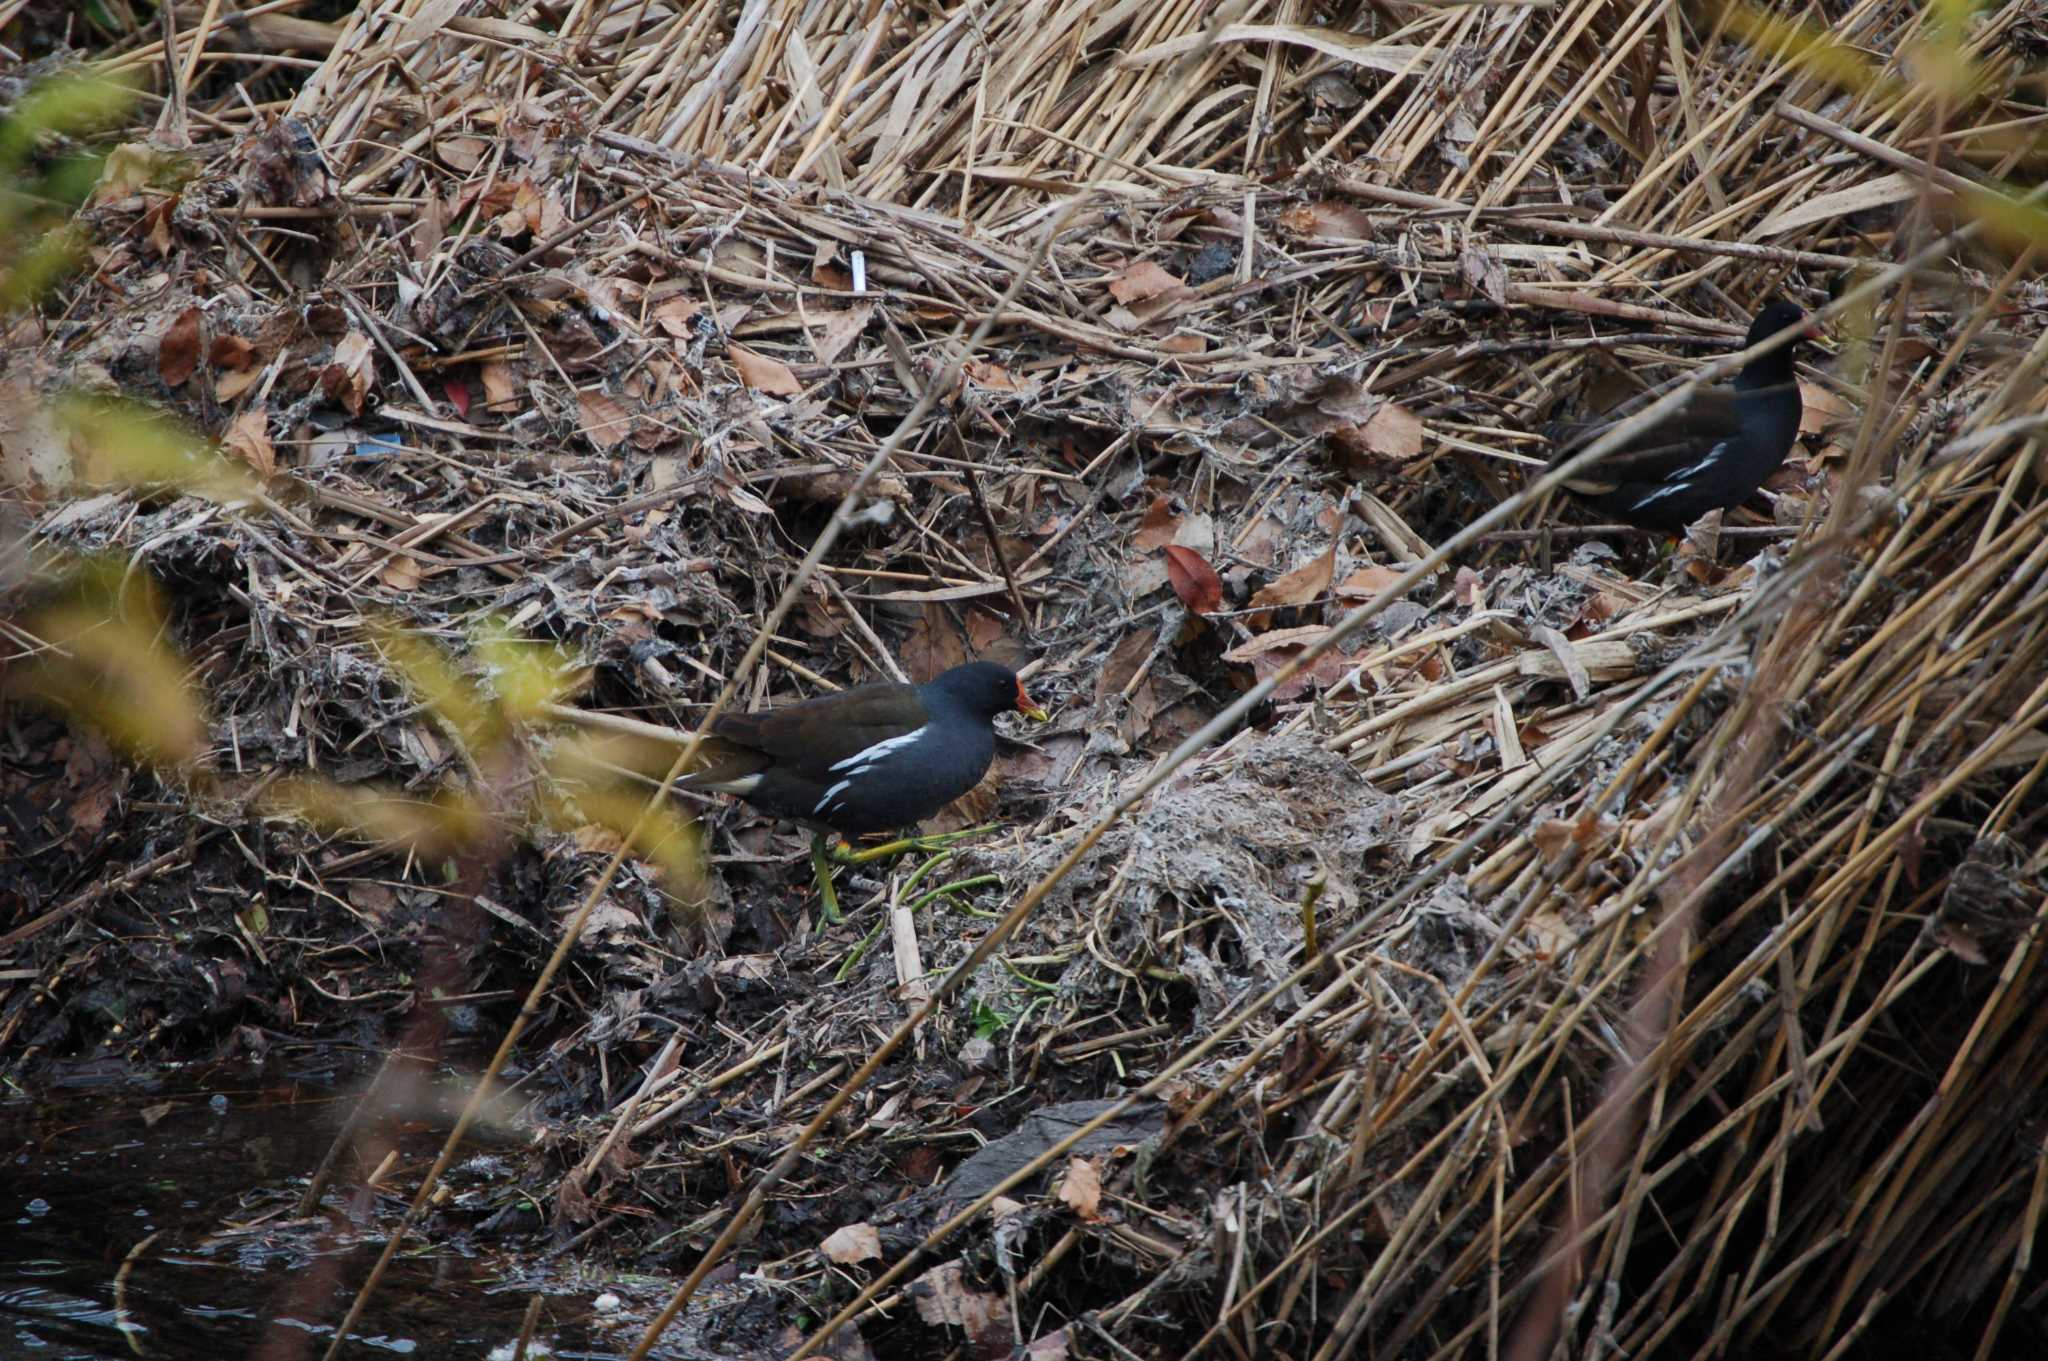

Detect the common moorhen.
[
  {"left": 679, "top": 661, "right": 1046, "bottom": 916},
  {"left": 1554, "top": 299, "right": 1820, "bottom": 533}
]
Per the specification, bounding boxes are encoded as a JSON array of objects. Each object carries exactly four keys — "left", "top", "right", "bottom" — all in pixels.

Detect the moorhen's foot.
[{"left": 829, "top": 825, "right": 996, "bottom": 865}]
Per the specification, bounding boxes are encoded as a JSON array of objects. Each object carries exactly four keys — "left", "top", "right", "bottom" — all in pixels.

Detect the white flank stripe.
[
  {"left": 828, "top": 725, "right": 928, "bottom": 774},
  {"left": 813, "top": 778, "right": 852, "bottom": 816},
  {"left": 1634, "top": 441, "right": 1730, "bottom": 506}
]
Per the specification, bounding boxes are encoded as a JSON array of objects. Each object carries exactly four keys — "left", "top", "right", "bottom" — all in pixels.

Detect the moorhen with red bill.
[
  {"left": 679, "top": 661, "right": 1046, "bottom": 915},
  {"left": 1555, "top": 300, "right": 1821, "bottom": 533}
]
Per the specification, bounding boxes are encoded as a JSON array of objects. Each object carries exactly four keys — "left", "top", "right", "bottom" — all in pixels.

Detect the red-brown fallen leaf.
[
  {"left": 820, "top": 1222, "right": 883, "bottom": 1264},
  {"left": 208, "top": 334, "right": 255, "bottom": 371},
  {"left": 1277, "top": 201, "right": 1375, "bottom": 239},
  {"left": 730, "top": 343, "right": 802, "bottom": 395},
  {"left": 1164, "top": 545, "right": 1223, "bottom": 615},
  {"left": 1133, "top": 494, "right": 1182, "bottom": 550},
  {"left": 158, "top": 307, "right": 202, "bottom": 387},
  {"left": 1057, "top": 1156, "right": 1104, "bottom": 1220},
  {"left": 1363, "top": 402, "right": 1426, "bottom": 459},
  {"left": 1107, "top": 259, "right": 1184, "bottom": 304},
  {"left": 318, "top": 331, "right": 374, "bottom": 415},
  {"left": 443, "top": 377, "right": 470, "bottom": 418},
  {"left": 576, "top": 388, "right": 630, "bottom": 450},
  {"left": 1157, "top": 332, "right": 1206, "bottom": 355},
  {"left": 221, "top": 407, "right": 275, "bottom": 479},
  {"left": 1249, "top": 543, "right": 1336, "bottom": 611},
  {"left": 1335, "top": 565, "right": 1405, "bottom": 598}
]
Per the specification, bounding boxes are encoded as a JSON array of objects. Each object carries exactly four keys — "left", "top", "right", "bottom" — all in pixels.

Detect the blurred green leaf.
[
  {"left": 52, "top": 393, "right": 259, "bottom": 499},
  {"left": 0, "top": 74, "right": 136, "bottom": 173},
  {"left": 472, "top": 616, "right": 581, "bottom": 722},
  {"left": 1961, "top": 185, "right": 2048, "bottom": 252},
  {"left": 18, "top": 557, "right": 209, "bottom": 769},
  {"left": 372, "top": 622, "right": 501, "bottom": 755}
]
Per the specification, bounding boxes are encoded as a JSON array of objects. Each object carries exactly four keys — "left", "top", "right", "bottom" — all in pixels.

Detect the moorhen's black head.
[
  {"left": 1736, "top": 299, "right": 1820, "bottom": 389},
  {"left": 925, "top": 660, "right": 1045, "bottom": 722}
]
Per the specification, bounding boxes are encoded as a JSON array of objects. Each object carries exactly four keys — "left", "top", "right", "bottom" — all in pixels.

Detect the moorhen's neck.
[{"left": 1734, "top": 305, "right": 1808, "bottom": 391}]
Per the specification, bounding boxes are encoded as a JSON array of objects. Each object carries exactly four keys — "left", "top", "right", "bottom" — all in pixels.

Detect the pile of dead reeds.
[{"left": 14, "top": 0, "right": 2048, "bottom": 1357}]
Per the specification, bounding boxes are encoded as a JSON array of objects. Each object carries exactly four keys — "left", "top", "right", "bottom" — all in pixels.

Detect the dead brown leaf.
[
  {"left": 1454, "top": 566, "right": 1484, "bottom": 609},
  {"left": 380, "top": 554, "right": 423, "bottom": 591},
  {"left": 1798, "top": 379, "right": 1854, "bottom": 437},
  {"left": 1164, "top": 545, "right": 1223, "bottom": 615},
  {"left": 1057, "top": 1156, "right": 1104, "bottom": 1220},
  {"left": 1107, "top": 259, "right": 1184, "bottom": 304},
  {"left": 1336, "top": 565, "right": 1405, "bottom": 599},
  {"left": 1133, "top": 494, "right": 1182, "bottom": 550},
  {"left": 577, "top": 388, "right": 631, "bottom": 450},
  {"left": 1095, "top": 628, "right": 1156, "bottom": 705},
  {"left": 319, "top": 332, "right": 374, "bottom": 415},
  {"left": 820, "top": 1222, "right": 883, "bottom": 1264},
  {"left": 208, "top": 334, "right": 255, "bottom": 371},
  {"left": 1250, "top": 544, "right": 1336, "bottom": 612},
  {"left": 1277, "top": 201, "right": 1375, "bottom": 240},
  {"left": 1363, "top": 402, "right": 1426, "bottom": 459},
  {"left": 730, "top": 343, "right": 802, "bottom": 395},
  {"left": 964, "top": 358, "right": 1033, "bottom": 392},
  {"left": 158, "top": 307, "right": 202, "bottom": 387},
  {"left": 810, "top": 303, "right": 875, "bottom": 366},
  {"left": 221, "top": 407, "right": 276, "bottom": 478}
]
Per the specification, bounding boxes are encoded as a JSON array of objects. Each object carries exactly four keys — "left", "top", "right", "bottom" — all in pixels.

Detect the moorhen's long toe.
[{"left": 1554, "top": 299, "right": 1821, "bottom": 533}]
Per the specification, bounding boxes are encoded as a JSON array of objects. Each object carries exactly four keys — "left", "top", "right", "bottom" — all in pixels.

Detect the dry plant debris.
[{"left": 4, "top": 0, "right": 2048, "bottom": 1357}]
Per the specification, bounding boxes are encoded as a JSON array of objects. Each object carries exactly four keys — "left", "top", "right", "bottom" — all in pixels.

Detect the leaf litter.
[{"left": 3, "top": 2, "right": 2048, "bottom": 1358}]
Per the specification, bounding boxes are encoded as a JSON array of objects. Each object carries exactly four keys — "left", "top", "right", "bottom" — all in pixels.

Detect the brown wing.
[
  {"left": 1555, "top": 385, "right": 1748, "bottom": 495},
  {"left": 683, "top": 680, "right": 926, "bottom": 788}
]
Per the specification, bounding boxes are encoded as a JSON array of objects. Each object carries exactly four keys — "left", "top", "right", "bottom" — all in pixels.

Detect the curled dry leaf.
[
  {"left": 1107, "top": 259, "right": 1184, "bottom": 304},
  {"left": 221, "top": 407, "right": 276, "bottom": 479},
  {"left": 1250, "top": 543, "right": 1337, "bottom": 612},
  {"left": 576, "top": 388, "right": 630, "bottom": 450},
  {"left": 730, "top": 343, "right": 802, "bottom": 395},
  {"left": 1454, "top": 566, "right": 1485, "bottom": 609},
  {"left": 158, "top": 307, "right": 203, "bottom": 387},
  {"left": 1164, "top": 544, "right": 1223, "bottom": 615},
  {"left": 1056, "top": 1156, "right": 1104, "bottom": 1221},
  {"left": 320, "top": 332, "right": 375, "bottom": 416},
  {"left": 820, "top": 1222, "right": 883, "bottom": 1264}
]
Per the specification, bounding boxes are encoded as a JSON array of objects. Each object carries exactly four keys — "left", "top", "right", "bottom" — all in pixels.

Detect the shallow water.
[{"left": 0, "top": 1062, "right": 620, "bottom": 1361}]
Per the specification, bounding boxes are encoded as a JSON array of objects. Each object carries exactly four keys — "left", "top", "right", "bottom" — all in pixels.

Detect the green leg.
[
  {"left": 810, "top": 832, "right": 842, "bottom": 922},
  {"left": 829, "top": 824, "right": 996, "bottom": 865}
]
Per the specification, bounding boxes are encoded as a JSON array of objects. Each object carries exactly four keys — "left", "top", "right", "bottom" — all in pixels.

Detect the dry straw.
[{"left": 44, "top": 0, "right": 2048, "bottom": 1356}]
